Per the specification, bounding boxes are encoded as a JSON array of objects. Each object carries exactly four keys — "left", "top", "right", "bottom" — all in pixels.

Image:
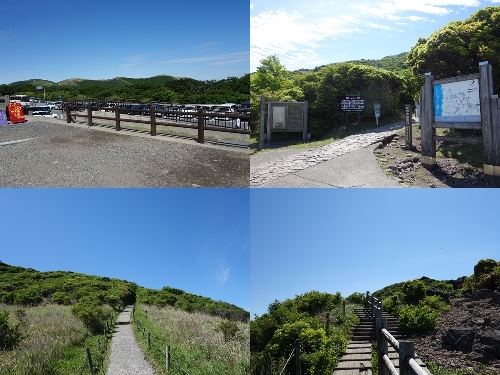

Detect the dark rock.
[
  {"left": 481, "top": 329, "right": 500, "bottom": 358},
  {"left": 442, "top": 327, "right": 475, "bottom": 353},
  {"left": 427, "top": 287, "right": 451, "bottom": 301},
  {"left": 472, "top": 289, "right": 496, "bottom": 301}
]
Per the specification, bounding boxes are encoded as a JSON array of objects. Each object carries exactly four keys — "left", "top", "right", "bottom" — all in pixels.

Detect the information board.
[
  {"left": 339, "top": 95, "right": 365, "bottom": 112},
  {"left": 434, "top": 79, "right": 481, "bottom": 122}
]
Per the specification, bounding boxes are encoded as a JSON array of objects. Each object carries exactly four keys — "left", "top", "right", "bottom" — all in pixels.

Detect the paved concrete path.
[
  {"left": 251, "top": 121, "right": 405, "bottom": 187},
  {"left": 107, "top": 306, "right": 157, "bottom": 375}
]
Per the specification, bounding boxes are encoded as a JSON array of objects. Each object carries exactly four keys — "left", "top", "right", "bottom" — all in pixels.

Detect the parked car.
[{"left": 33, "top": 110, "right": 58, "bottom": 118}]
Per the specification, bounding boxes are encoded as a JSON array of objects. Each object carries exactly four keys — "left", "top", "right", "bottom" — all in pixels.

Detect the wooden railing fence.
[
  {"left": 66, "top": 104, "right": 250, "bottom": 145},
  {"left": 366, "top": 292, "right": 429, "bottom": 375},
  {"left": 81, "top": 312, "right": 117, "bottom": 374}
]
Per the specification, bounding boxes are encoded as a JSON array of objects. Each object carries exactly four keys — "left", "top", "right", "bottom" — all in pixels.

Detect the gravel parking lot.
[{"left": 0, "top": 118, "right": 249, "bottom": 187}]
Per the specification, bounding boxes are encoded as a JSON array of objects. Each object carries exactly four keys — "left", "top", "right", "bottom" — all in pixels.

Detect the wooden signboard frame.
[
  {"left": 420, "top": 61, "right": 500, "bottom": 184},
  {"left": 266, "top": 101, "right": 308, "bottom": 143}
]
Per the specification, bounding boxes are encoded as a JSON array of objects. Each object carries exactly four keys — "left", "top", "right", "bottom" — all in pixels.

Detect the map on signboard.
[{"left": 434, "top": 79, "right": 481, "bottom": 122}]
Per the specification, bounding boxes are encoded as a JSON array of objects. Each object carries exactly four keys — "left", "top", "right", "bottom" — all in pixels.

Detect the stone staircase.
[{"left": 351, "top": 308, "right": 410, "bottom": 342}]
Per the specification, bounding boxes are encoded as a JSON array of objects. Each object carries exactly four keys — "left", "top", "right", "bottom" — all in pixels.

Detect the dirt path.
[{"left": 106, "top": 306, "right": 157, "bottom": 375}]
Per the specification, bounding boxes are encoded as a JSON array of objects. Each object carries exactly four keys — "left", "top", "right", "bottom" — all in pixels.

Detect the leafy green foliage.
[
  {"left": 71, "top": 296, "right": 107, "bottom": 333},
  {"left": 398, "top": 303, "right": 439, "bottom": 333},
  {"left": 136, "top": 286, "right": 249, "bottom": 322},
  {"left": 0, "top": 310, "right": 21, "bottom": 350},
  {"left": 346, "top": 292, "right": 365, "bottom": 305},
  {"left": 407, "top": 6, "right": 500, "bottom": 91},
  {"left": 217, "top": 320, "right": 242, "bottom": 342},
  {"left": 401, "top": 279, "right": 426, "bottom": 303}
]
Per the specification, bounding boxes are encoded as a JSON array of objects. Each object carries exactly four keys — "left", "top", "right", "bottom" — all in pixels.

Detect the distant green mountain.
[
  {"left": 9, "top": 75, "right": 177, "bottom": 88},
  {"left": 293, "top": 52, "right": 409, "bottom": 75}
]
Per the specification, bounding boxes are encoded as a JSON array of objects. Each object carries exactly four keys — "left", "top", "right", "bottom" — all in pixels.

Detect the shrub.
[
  {"left": 398, "top": 303, "right": 439, "bottom": 333},
  {"left": 422, "top": 295, "right": 449, "bottom": 313},
  {"left": 474, "top": 259, "right": 498, "bottom": 283},
  {"left": 345, "top": 292, "right": 365, "bottom": 305},
  {"left": 401, "top": 280, "right": 426, "bottom": 303},
  {"left": 0, "top": 311, "right": 21, "bottom": 350},
  {"left": 51, "top": 291, "right": 72, "bottom": 305},
  {"left": 71, "top": 297, "right": 107, "bottom": 333},
  {"left": 217, "top": 320, "right": 241, "bottom": 342}
]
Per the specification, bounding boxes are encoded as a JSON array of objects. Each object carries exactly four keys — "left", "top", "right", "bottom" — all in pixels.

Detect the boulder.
[
  {"left": 480, "top": 329, "right": 500, "bottom": 358},
  {"left": 442, "top": 327, "right": 475, "bottom": 353}
]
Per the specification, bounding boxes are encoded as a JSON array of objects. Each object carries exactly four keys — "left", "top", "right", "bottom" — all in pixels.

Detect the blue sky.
[
  {"left": 250, "top": 189, "right": 500, "bottom": 318},
  {"left": 251, "top": 0, "right": 500, "bottom": 72},
  {"left": 0, "top": 189, "right": 250, "bottom": 311},
  {"left": 0, "top": 0, "right": 249, "bottom": 84}
]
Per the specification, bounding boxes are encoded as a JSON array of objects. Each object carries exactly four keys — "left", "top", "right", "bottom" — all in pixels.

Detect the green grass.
[
  {"left": 0, "top": 303, "right": 118, "bottom": 375},
  {"left": 132, "top": 304, "right": 249, "bottom": 375}
]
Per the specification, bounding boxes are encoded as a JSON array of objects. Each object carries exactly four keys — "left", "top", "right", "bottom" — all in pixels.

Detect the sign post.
[
  {"left": 405, "top": 104, "right": 412, "bottom": 148},
  {"left": 339, "top": 94, "right": 365, "bottom": 130},
  {"left": 374, "top": 101, "right": 381, "bottom": 126}
]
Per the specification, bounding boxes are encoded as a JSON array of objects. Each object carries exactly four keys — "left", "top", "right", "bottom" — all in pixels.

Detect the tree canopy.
[{"left": 407, "top": 6, "right": 500, "bottom": 90}]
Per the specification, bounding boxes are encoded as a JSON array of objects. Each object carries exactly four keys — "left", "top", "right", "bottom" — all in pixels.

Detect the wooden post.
[
  {"left": 259, "top": 95, "right": 265, "bottom": 149},
  {"left": 97, "top": 338, "right": 101, "bottom": 351},
  {"left": 115, "top": 105, "right": 121, "bottom": 131},
  {"left": 399, "top": 341, "right": 415, "bottom": 375},
  {"left": 166, "top": 345, "right": 171, "bottom": 371},
  {"left": 480, "top": 62, "right": 495, "bottom": 184},
  {"left": 85, "top": 347, "right": 94, "bottom": 375},
  {"left": 405, "top": 104, "right": 412, "bottom": 147},
  {"left": 150, "top": 104, "right": 156, "bottom": 136},
  {"left": 365, "top": 291, "right": 369, "bottom": 308},
  {"left": 376, "top": 319, "right": 388, "bottom": 375},
  {"left": 267, "top": 100, "right": 272, "bottom": 143},
  {"left": 147, "top": 332, "right": 151, "bottom": 349},
  {"left": 493, "top": 96, "right": 500, "bottom": 185},
  {"left": 303, "top": 100, "right": 308, "bottom": 142},
  {"left": 87, "top": 103, "right": 92, "bottom": 127},
  {"left": 66, "top": 104, "right": 71, "bottom": 123},
  {"left": 421, "top": 73, "right": 436, "bottom": 166},
  {"left": 325, "top": 312, "right": 330, "bottom": 335},
  {"left": 197, "top": 107, "right": 204, "bottom": 144},
  {"left": 343, "top": 300, "right": 346, "bottom": 317},
  {"left": 295, "top": 339, "right": 301, "bottom": 375}
]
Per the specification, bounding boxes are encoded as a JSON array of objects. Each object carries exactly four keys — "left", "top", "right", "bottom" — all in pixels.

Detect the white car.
[{"left": 33, "top": 110, "right": 58, "bottom": 118}]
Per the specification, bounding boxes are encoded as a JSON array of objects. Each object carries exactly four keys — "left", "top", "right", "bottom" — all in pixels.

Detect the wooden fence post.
[
  {"left": 197, "top": 107, "right": 204, "bottom": 144},
  {"left": 376, "top": 318, "right": 387, "bottom": 375},
  {"left": 87, "top": 103, "right": 92, "bottom": 127},
  {"left": 480, "top": 61, "right": 495, "bottom": 184},
  {"left": 421, "top": 73, "right": 435, "bottom": 166},
  {"left": 343, "top": 300, "right": 346, "bottom": 317},
  {"left": 295, "top": 339, "right": 301, "bottom": 375},
  {"left": 325, "top": 312, "right": 330, "bottom": 335},
  {"left": 85, "top": 347, "right": 94, "bottom": 375},
  {"left": 259, "top": 95, "right": 265, "bottom": 149},
  {"left": 399, "top": 341, "right": 415, "bottom": 375},
  {"left": 97, "top": 338, "right": 101, "bottom": 351},
  {"left": 150, "top": 104, "right": 156, "bottom": 136},
  {"left": 115, "top": 105, "right": 121, "bottom": 131},
  {"left": 494, "top": 96, "right": 500, "bottom": 185},
  {"left": 66, "top": 104, "right": 71, "bottom": 123},
  {"left": 147, "top": 332, "right": 151, "bottom": 349},
  {"left": 166, "top": 345, "right": 171, "bottom": 371}
]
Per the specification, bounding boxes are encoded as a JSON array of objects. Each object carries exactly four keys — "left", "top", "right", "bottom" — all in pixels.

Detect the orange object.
[{"left": 7, "top": 103, "right": 26, "bottom": 123}]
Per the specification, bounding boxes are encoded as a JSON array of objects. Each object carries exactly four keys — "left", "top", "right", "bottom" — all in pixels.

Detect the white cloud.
[
  {"left": 250, "top": 3, "right": 254, "bottom": 10},
  {"left": 408, "top": 15, "right": 428, "bottom": 21},
  {"left": 216, "top": 259, "right": 230, "bottom": 285},
  {"left": 157, "top": 51, "right": 249, "bottom": 65}
]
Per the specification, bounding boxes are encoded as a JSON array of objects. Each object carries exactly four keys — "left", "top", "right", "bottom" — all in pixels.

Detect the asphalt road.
[{"left": 0, "top": 117, "right": 249, "bottom": 187}]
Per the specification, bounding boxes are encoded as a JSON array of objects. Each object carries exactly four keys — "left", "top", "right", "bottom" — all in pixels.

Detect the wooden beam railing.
[
  {"left": 65, "top": 104, "right": 250, "bottom": 144},
  {"left": 376, "top": 318, "right": 428, "bottom": 375},
  {"left": 366, "top": 291, "right": 382, "bottom": 319}
]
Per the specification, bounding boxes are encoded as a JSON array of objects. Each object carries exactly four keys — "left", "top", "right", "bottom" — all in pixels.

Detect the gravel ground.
[
  {"left": 107, "top": 306, "right": 157, "bottom": 375},
  {"left": 0, "top": 119, "right": 249, "bottom": 187}
]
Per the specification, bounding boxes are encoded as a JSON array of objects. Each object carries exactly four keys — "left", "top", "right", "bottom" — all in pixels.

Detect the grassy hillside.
[{"left": 0, "top": 261, "right": 249, "bottom": 375}]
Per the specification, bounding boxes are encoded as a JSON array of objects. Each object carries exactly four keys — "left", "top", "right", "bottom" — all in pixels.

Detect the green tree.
[{"left": 407, "top": 6, "right": 500, "bottom": 91}]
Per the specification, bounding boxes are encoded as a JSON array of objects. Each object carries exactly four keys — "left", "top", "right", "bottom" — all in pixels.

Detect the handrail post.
[
  {"left": 115, "top": 105, "right": 121, "bottom": 131},
  {"left": 376, "top": 318, "right": 387, "bottom": 375},
  {"left": 399, "top": 341, "right": 415, "bottom": 375},
  {"left": 365, "top": 291, "right": 369, "bottom": 308},
  {"left": 150, "top": 104, "right": 156, "bottom": 136},
  {"left": 197, "top": 107, "right": 204, "bottom": 143},
  {"left": 166, "top": 345, "right": 171, "bottom": 371},
  {"left": 86, "top": 347, "right": 94, "bottom": 375},
  {"left": 87, "top": 103, "right": 92, "bottom": 127},
  {"left": 295, "top": 339, "right": 301, "bottom": 375}
]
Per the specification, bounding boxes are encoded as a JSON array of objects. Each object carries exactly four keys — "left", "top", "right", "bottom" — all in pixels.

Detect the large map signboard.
[{"left": 434, "top": 79, "right": 481, "bottom": 122}]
